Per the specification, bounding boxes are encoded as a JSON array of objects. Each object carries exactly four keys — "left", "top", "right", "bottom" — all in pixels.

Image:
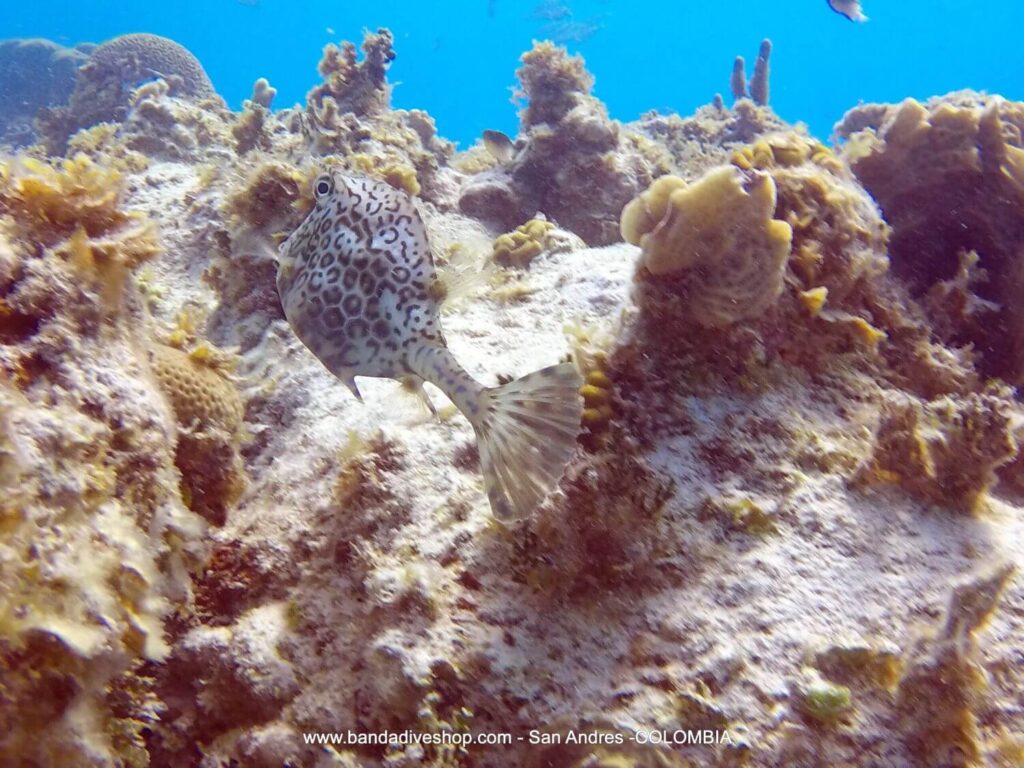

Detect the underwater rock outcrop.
[
  {"left": 836, "top": 92, "right": 1024, "bottom": 383},
  {"left": 0, "top": 154, "right": 207, "bottom": 764},
  {"left": 460, "top": 41, "right": 669, "bottom": 245},
  {"left": 853, "top": 388, "right": 1019, "bottom": 514},
  {"left": 897, "top": 564, "right": 1016, "bottom": 767},
  {"left": 38, "top": 33, "right": 218, "bottom": 155}
]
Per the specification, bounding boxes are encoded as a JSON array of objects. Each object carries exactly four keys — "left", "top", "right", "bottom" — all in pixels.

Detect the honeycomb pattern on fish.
[{"left": 277, "top": 171, "right": 584, "bottom": 520}]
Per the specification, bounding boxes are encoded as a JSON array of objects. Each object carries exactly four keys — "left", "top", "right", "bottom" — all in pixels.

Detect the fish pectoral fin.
[{"left": 344, "top": 377, "right": 363, "bottom": 401}]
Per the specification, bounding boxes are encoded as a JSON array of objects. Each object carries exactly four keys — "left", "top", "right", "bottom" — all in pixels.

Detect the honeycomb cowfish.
[{"left": 276, "top": 172, "right": 583, "bottom": 520}]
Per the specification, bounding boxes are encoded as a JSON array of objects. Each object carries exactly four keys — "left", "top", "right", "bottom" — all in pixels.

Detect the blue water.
[{"left": 4, "top": 0, "right": 1021, "bottom": 146}]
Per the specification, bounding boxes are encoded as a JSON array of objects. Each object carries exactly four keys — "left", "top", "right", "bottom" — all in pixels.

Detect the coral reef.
[
  {"left": 0, "top": 38, "right": 88, "bottom": 148},
  {"left": 3, "top": 25, "right": 1024, "bottom": 768},
  {"left": 301, "top": 31, "right": 456, "bottom": 207},
  {"left": 39, "top": 33, "right": 217, "bottom": 154},
  {"left": 853, "top": 388, "right": 1019, "bottom": 513},
  {"left": 0, "top": 153, "right": 206, "bottom": 765},
  {"left": 622, "top": 165, "right": 792, "bottom": 326},
  {"left": 836, "top": 92, "right": 1024, "bottom": 382},
  {"left": 461, "top": 41, "right": 668, "bottom": 244}
]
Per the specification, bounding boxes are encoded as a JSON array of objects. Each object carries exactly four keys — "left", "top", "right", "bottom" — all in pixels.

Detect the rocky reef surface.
[{"left": 1, "top": 30, "right": 1022, "bottom": 768}]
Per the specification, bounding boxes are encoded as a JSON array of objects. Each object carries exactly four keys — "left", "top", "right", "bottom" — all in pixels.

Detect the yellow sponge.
[{"left": 621, "top": 166, "right": 792, "bottom": 326}]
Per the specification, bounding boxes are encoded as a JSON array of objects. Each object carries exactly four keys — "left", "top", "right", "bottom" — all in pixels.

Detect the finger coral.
[
  {"left": 836, "top": 93, "right": 1024, "bottom": 383},
  {"left": 622, "top": 165, "right": 793, "bottom": 326}
]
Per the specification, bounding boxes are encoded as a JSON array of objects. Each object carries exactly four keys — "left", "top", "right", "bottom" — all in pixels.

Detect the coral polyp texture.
[{"left": 1, "top": 26, "right": 1023, "bottom": 768}]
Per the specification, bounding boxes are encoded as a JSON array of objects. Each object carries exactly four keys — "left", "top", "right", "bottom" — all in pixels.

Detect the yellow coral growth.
[
  {"left": 1, "top": 154, "right": 145, "bottom": 246},
  {"left": 150, "top": 343, "right": 246, "bottom": 524},
  {"left": 622, "top": 166, "right": 792, "bottom": 326},
  {"left": 493, "top": 218, "right": 555, "bottom": 267},
  {"left": 150, "top": 343, "right": 243, "bottom": 435}
]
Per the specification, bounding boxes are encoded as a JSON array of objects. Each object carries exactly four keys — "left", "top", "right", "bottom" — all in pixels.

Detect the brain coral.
[
  {"left": 835, "top": 92, "right": 1024, "bottom": 383},
  {"left": 39, "top": 33, "right": 216, "bottom": 153},
  {"left": 622, "top": 165, "right": 793, "bottom": 327},
  {"left": 150, "top": 342, "right": 246, "bottom": 526}
]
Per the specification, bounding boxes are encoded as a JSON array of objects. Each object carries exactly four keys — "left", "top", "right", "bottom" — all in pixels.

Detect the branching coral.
[
  {"left": 622, "top": 165, "right": 793, "bottom": 326},
  {"left": 836, "top": 93, "right": 1024, "bottom": 382},
  {"left": 853, "top": 388, "right": 1019, "bottom": 513},
  {"left": 307, "top": 27, "right": 395, "bottom": 118},
  {"left": 38, "top": 33, "right": 216, "bottom": 154},
  {"left": 300, "top": 30, "right": 455, "bottom": 207}
]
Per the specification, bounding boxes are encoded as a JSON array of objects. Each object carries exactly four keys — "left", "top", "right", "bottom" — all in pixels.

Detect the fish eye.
[{"left": 314, "top": 175, "right": 333, "bottom": 198}]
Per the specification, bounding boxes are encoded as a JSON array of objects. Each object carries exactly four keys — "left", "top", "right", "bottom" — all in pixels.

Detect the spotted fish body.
[{"left": 277, "top": 172, "right": 583, "bottom": 519}]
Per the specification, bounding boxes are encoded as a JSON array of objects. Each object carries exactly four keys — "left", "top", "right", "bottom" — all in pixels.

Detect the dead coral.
[
  {"left": 149, "top": 342, "right": 246, "bottom": 526},
  {"left": 853, "top": 388, "right": 1019, "bottom": 513},
  {"left": 38, "top": 33, "right": 216, "bottom": 154},
  {"left": 836, "top": 93, "right": 1024, "bottom": 382},
  {"left": 301, "top": 30, "right": 455, "bottom": 208},
  {"left": 490, "top": 41, "right": 668, "bottom": 244},
  {"left": 897, "top": 564, "right": 1016, "bottom": 768},
  {"left": 0, "top": 155, "right": 205, "bottom": 766},
  {"left": 119, "top": 78, "right": 234, "bottom": 163},
  {"left": 0, "top": 154, "right": 160, "bottom": 314},
  {"left": 233, "top": 79, "right": 277, "bottom": 155},
  {"left": 307, "top": 27, "right": 395, "bottom": 118}
]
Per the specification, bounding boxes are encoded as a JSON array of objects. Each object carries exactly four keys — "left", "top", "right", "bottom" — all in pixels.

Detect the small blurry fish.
[
  {"left": 828, "top": 0, "right": 868, "bottom": 22},
  {"left": 531, "top": 0, "right": 572, "bottom": 21},
  {"left": 237, "top": 0, "right": 260, "bottom": 7},
  {"left": 276, "top": 172, "right": 583, "bottom": 520},
  {"left": 482, "top": 129, "right": 514, "bottom": 163},
  {"left": 540, "top": 17, "right": 602, "bottom": 44},
  {"left": 326, "top": 26, "right": 336, "bottom": 35},
  {"left": 488, "top": 0, "right": 497, "bottom": 18}
]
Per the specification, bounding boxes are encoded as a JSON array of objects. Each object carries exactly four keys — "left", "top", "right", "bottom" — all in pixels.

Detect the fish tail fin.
[{"left": 475, "top": 363, "right": 582, "bottom": 521}]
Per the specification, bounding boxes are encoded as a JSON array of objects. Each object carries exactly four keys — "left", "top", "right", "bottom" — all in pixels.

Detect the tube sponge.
[{"left": 621, "top": 166, "right": 792, "bottom": 326}]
